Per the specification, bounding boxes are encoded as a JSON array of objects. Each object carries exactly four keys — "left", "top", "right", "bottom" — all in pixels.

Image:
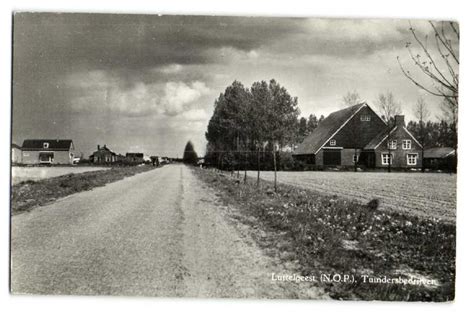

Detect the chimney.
[
  {"left": 97, "top": 145, "right": 100, "bottom": 151},
  {"left": 394, "top": 115, "right": 405, "bottom": 127}
]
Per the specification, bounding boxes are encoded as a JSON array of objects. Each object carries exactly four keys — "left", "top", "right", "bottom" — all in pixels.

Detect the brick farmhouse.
[
  {"left": 293, "top": 103, "right": 423, "bottom": 169},
  {"left": 90, "top": 145, "right": 118, "bottom": 164}
]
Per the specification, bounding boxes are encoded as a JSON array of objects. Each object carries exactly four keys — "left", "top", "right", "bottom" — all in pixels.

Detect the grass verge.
[
  {"left": 11, "top": 165, "right": 156, "bottom": 214},
  {"left": 194, "top": 168, "right": 455, "bottom": 301}
]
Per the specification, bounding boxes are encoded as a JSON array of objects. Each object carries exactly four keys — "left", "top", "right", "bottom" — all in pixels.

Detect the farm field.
[
  {"left": 247, "top": 171, "right": 456, "bottom": 222},
  {"left": 11, "top": 166, "right": 111, "bottom": 185}
]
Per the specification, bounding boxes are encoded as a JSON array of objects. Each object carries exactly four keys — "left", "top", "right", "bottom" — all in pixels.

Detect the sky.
[{"left": 12, "top": 13, "right": 458, "bottom": 157}]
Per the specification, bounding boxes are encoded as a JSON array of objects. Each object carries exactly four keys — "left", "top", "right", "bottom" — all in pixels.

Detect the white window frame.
[
  {"left": 43, "top": 142, "right": 49, "bottom": 149},
  {"left": 329, "top": 139, "right": 336, "bottom": 146},
  {"left": 381, "top": 153, "right": 393, "bottom": 165},
  {"left": 387, "top": 140, "right": 397, "bottom": 150},
  {"left": 402, "top": 139, "right": 412, "bottom": 150},
  {"left": 360, "top": 115, "right": 371, "bottom": 121},
  {"left": 407, "top": 153, "right": 418, "bottom": 166},
  {"left": 39, "top": 151, "right": 54, "bottom": 164}
]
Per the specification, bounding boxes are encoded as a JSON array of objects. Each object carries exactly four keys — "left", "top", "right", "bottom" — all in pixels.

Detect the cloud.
[
  {"left": 157, "top": 64, "right": 183, "bottom": 74},
  {"left": 66, "top": 70, "right": 210, "bottom": 117},
  {"left": 160, "top": 81, "right": 211, "bottom": 116},
  {"left": 180, "top": 109, "right": 209, "bottom": 122}
]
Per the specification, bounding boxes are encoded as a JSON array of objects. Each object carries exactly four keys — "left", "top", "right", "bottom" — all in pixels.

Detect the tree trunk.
[
  {"left": 257, "top": 150, "right": 261, "bottom": 185},
  {"left": 421, "top": 123, "right": 425, "bottom": 172},
  {"left": 244, "top": 151, "right": 248, "bottom": 183},
  {"left": 236, "top": 135, "right": 240, "bottom": 178},
  {"left": 273, "top": 143, "right": 277, "bottom": 192}
]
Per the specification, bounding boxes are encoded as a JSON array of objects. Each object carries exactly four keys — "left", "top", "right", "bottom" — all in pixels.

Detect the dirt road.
[{"left": 11, "top": 164, "right": 326, "bottom": 299}]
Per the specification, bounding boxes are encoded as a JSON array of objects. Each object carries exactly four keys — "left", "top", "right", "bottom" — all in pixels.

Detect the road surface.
[{"left": 11, "top": 164, "right": 326, "bottom": 299}]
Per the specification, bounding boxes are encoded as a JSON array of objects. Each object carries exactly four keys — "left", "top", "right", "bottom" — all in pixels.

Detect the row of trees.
[
  {"left": 205, "top": 79, "right": 300, "bottom": 190},
  {"left": 296, "top": 114, "right": 325, "bottom": 144},
  {"left": 204, "top": 21, "right": 458, "bottom": 177}
]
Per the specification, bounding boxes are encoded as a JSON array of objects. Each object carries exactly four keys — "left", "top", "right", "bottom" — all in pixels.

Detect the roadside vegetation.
[
  {"left": 194, "top": 168, "right": 455, "bottom": 301},
  {"left": 11, "top": 165, "right": 155, "bottom": 214}
]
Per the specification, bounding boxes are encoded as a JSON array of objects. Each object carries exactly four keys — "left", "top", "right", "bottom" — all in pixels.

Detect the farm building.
[
  {"left": 423, "top": 147, "right": 456, "bottom": 171},
  {"left": 362, "top": 115, "right": 422, "bottom": 169},
  {"left": 293, "top": 103, "right": 422, "bottom": 169},
  {"left": 11, "top": 143, "right": 22, "bottom": 164},
  {"left": 21, "top": 139, "right": 75, "bottom": 165},
  {"left": 90, "top": 145, "right": 117, "bottom": 164},
  {"left": 125, "top": 153, "right": 144, "bottom": 164}
]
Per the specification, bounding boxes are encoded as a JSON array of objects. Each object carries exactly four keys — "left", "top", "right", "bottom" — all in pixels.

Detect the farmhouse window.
[
  {"left": 39, "top": 152, "right": 54, "bottom": 163},
  {"left": 329, "top": 139, "right": 336, "bottom": 146},
  {"left": 387, "top": 140, "right": 397, "bottom": 150},
  {"left": 407, "top": 153, "right": 418, "bottom": 165},
  {"left": 381, "top": 153, "right": 392, "bottom": 165},
  {"left": 43, "top": 142, "right": 49, "bottom": 149},
  {"left": 360, "top": 115, "right": 371, "bottom": 121},
  {"left": 402, "top": 140, "right": 412, "bottom": 150},
  {"left": 353, "top": 154, "right": 359, "bottom": 163}
]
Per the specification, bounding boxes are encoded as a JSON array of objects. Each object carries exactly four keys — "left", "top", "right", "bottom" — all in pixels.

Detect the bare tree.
[
  {"left": 342, "top": 90, "right": 362, "bottom": 107},
  {"left": 375, "top": 92, "right": 402, "bottom": 173},
  {"left": 413, "top": 97, "right": 431, "bottom": 172},
  {"left": 397, "top": 21, "right": 458, "bottom": 140}
]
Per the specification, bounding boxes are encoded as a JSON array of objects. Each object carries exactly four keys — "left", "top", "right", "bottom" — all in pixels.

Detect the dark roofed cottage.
[{"left": 21, "top": 139, "right": 75, "bottom": 165}]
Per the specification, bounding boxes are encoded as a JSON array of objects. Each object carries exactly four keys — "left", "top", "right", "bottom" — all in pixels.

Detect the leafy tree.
[
  {"left": 307, "top": 114, "right": 319, "bottom": 133},
  {"left": 254, "top": 79, "right": 299, "bottom": 191},
  {"left": 296, "top": 117, "right": 308, "bottom": 143},
  {"left": 205, "top": 81, "right": 251, "bottom": 172},
  {"left": 407, "top": 119, "right": 456, "bottom": 149},
  {"left": 183, "top": 141, "right": 198, "bottom": 165},
  {"left": 206, "top": 79, "right": 299, "bottom": 190}
]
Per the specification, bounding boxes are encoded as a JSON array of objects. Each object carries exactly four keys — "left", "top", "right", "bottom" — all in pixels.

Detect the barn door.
[{"left": 323, "top": 150, "right": 341, "bottom": 166}]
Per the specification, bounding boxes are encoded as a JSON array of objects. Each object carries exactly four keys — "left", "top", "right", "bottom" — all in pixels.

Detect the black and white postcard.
[{"left": 10, "top": 13, "right": 458, "bottom": 301}]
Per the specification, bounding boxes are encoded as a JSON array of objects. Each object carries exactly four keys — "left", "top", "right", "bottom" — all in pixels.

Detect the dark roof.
[
  {"left": 424, "top": 147, "right": 455, "bottom": 158},
  {"left": 364, "top": 124, "right": 422, "bottom": 150},
  {"left": 364, "top": 127, "right": 391, "bottom": 150},
  {"left": 293, "top": 103, "right": 366, "bottom": 155},
  {"left": 22, "top": 139, "right": 73, "bottom": 151},
  {"left": 12, "top": 143, "right": 21, "bottom": 149},
  {"left": 93, "top": 145, "right": 116, "bottom": 154},
  {"left": 126, "top": 153, "right": 144, "bottom": 158}
]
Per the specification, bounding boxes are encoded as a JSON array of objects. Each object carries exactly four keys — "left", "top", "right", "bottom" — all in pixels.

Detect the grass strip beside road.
[
  {"left": 194, "top": 168, "right": 456, "bottom": 301},
  {"left": 11, "top": 165, "right": 156, "bottom": 214}
]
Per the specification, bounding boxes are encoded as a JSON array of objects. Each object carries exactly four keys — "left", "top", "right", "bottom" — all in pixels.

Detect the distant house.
[
  {"left": 293, "top": 103, "right": 422, "bottom": 169},
  {"left": 125, "top": 153, "right": 144, "bottom": 164},
  {"left": 116, "top": 154, "right": 126, "bottom": 162},
  {"left": 90, "top": 145, "right": 117, "bottom": 164},
  {"left": 150, "top": 156, "right": 160, "bottom": 166},
  {"left": 21, "top": 139, "right": 75, "bottom": 165},
  {"left": 423, "top": 147, "right": 456, "bottom": 171},
  {"left": 11, "top": 143, "right": 22, "bottom": 164}
]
